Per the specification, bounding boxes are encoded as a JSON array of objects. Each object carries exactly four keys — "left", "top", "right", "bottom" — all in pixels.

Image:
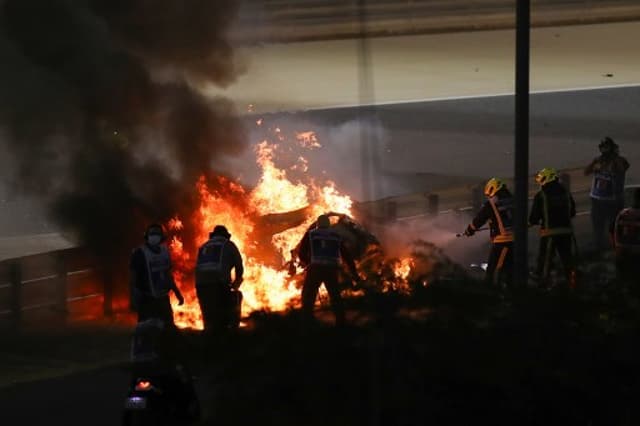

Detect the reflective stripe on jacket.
[
  {"left": 470, "top": 188, "right": 514, "bottom": 244},
  {"left": 309, "top": 228, "right": 341, "bottom": 266},
  {"left": 196, "top": 236, "right": 227, "bottom": 273},
  {"left": 590, "top": 170, "right": 618, "bottom": 201},
  {"left": 195, "top": 235, "right": 244, "bottom": 287},
  {"left": 487, "top": 195, "right": 514, "bottom": 243}
]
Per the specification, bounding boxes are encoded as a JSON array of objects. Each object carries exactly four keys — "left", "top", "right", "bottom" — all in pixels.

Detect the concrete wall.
[{"left": 235, "top": 0, "right": 640, "bottom": 42}]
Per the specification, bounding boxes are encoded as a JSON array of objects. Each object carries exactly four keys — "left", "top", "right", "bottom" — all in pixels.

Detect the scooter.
[{"left": 122, "top": 365, "right": 200, "bottom": 426}]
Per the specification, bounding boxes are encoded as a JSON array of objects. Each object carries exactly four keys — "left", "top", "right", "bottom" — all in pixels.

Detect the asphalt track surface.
[{"left": 0, "top": 365, "right": 129, "bottom": 426}]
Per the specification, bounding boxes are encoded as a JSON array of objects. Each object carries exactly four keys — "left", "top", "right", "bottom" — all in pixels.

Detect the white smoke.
[{"left": 379, "top": 212, "right": 491, "bottom": 267}]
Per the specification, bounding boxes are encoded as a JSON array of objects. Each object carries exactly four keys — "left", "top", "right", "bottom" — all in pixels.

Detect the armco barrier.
[
  {"left": 0, "top": 248, "right": 104, "bottom": 327},
  {"left": 361, "top": 166, "right": 596, "bottom": 223}
]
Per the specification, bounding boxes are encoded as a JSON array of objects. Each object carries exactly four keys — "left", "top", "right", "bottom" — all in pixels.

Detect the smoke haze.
[{"left": 0, "top": 0, "right": 247, "bottom": 293}]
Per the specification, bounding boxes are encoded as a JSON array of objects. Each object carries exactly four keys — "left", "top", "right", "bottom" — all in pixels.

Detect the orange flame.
[
  {"left": 167, "top": 134, "right": 353, "bottom": 330},
  {"left": 394, "top": 258, "right": 414, "bottom": 281},
  {"left": 385, "top": 257, "right": 415, "bottom": 294},
  {"left": 296, "top": 131, "right": 321, "bottom": 149}
]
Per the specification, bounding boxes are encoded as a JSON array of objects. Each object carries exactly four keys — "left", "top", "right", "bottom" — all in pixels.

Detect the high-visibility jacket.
[
  {"left": 195, "top": 235, "right": 243, "bottom": 287},
  {"left": 140, "top": 245, "right": 172, "bottom": 298},
  {"left": 591, "top": 170, "right": 619, "bottom": 201},
  {"left": 196, "top": 236, "right": 227, "bottom": 272},
  {"left": 589, "top": 156, "right": 629, "bottom": 201},
  {"left": 614, "top": 207, "right": 640, "bottom": 253},
  {"left": 296, "top": 227, "right": 358, "bottom": 277},
  {"left": 309, "top": 228, "right": 342, "bottom": 266},
  {"left": 529, "top": 181, "right": 576, "bottom": 236},
  {"left": 470, "top": 189, "right": 514, "bottom": 243}
]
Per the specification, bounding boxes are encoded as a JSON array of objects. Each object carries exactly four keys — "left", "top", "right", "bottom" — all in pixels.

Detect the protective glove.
[{"left": 464, "top": 225, "right": 475, "bottom": 237}]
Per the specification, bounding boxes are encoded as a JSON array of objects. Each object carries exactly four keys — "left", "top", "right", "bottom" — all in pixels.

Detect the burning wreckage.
[
  {"left": 168, "top": 198, "right": 461, "bottom": 330},
  {"left": 162, "top": 135, "right": 464, "bottom": 330},
  {"left": 283, "top": 211, "right": 411, "bottom": 292}
]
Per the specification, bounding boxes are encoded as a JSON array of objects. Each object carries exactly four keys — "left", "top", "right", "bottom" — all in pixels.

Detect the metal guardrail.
[
  {"left": 363, "top": 167, "right": 598, "bottom": 222},
  {"left": 0, "top": 248, "right": 104, "bottom": 326}
]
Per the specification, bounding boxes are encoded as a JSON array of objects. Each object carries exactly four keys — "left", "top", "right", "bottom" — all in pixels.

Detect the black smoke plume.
[{"left": 0, "top": 0, "right": 246, "bottom": 305}]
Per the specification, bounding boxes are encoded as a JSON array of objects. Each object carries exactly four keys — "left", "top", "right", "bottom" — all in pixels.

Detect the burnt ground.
[{"left": 3, "top": 279, "right": 640, "bottom": 426}]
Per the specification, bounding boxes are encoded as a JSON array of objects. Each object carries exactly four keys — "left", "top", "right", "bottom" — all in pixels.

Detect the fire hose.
[{"left": 457, "top": 223, "right": 538, "bottom": 238}]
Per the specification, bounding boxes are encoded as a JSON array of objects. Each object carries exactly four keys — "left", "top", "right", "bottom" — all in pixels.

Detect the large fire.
[{"left": 166, "top": 128, "right": 360, "bottom": 329}]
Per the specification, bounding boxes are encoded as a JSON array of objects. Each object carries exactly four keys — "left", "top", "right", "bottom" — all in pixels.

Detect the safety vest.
[
  {"left": 590, "top": 170, "right": 621, "bottom": 201},
  {"left": 539, "top": 190, "right": 573, "bottom": 237},
  {"left": 196, "top": 236, "right": 228, "bottom": 272},
  {"left": 195, "top": 236, "right": 228, "bottom": 286},
  {"left": 141, "top": 245, "right": 172, "bottom": 298},
  {"left": 309, "top": 228, "right": 341, "bottom": 266},
  {"left": 614, "top": 208, "right": 640, "bottom": 252},
  {"left": 488, "top": 196, "right": 514, "bottom": 243},
  {"left": 130, "top": 318, "right": 163, "bottom": 363}
]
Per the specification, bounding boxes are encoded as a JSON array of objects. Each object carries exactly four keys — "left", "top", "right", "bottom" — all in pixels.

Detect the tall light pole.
[
  {"left": 358, "top": 0, "right": 373, "bottom": 202},
  {"left": 514, "top": 0, "right": 530, "bottom": 288}
]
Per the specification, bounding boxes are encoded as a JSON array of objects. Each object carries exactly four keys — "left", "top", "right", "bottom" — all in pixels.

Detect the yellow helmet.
[
  {"left": 484, "top": 178, "right": 505, "bottom": 197},
  {"left": 535, "top": 167, "right": 558, "bottom": 186}
]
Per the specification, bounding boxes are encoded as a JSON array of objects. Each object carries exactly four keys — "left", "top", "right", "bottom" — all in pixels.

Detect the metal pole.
[
  {"left": 357, "top": 6, "right": 382, "bottom": 426},
  {"left": 514, "top": 0, "right": 530, "bottom": 288},
  {"left": 357, "top": 0, "right": 377, "bottom": 222}
]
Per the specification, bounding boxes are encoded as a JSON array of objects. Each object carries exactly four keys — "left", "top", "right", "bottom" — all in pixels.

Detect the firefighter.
[
  {"left": 584, "top": 137, "right": 630, "bottom": 251},
  {"left": 529, "top": 168, "right": 578, "bottom": 289},
  {"left": 463, "top": 178, "right": 514, "bottom": 288},
  {"left": 613, "top": 188, "right": 640, "bottom": 291},
  {"left": 195, "top": 225, "right": 244, "bottom": 332},
  {"left": 295, "top": 214, "right": 360, "bottom": 327},
  {"left": 130, "top": 224, "right": 184, "bottom": 325}
]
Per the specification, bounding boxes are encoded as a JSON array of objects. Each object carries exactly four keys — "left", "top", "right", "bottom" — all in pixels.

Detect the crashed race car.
[
  {"left": 284, "top": 212, "right": 424, "bottom": 293},
  {"left": 250, "top": 208, "right": 469, "bottom": 295}
]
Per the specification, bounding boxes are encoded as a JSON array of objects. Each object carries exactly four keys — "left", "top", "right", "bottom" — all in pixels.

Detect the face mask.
[{"left": 147, "top": 235, "right": 162, "bottom": 246}]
